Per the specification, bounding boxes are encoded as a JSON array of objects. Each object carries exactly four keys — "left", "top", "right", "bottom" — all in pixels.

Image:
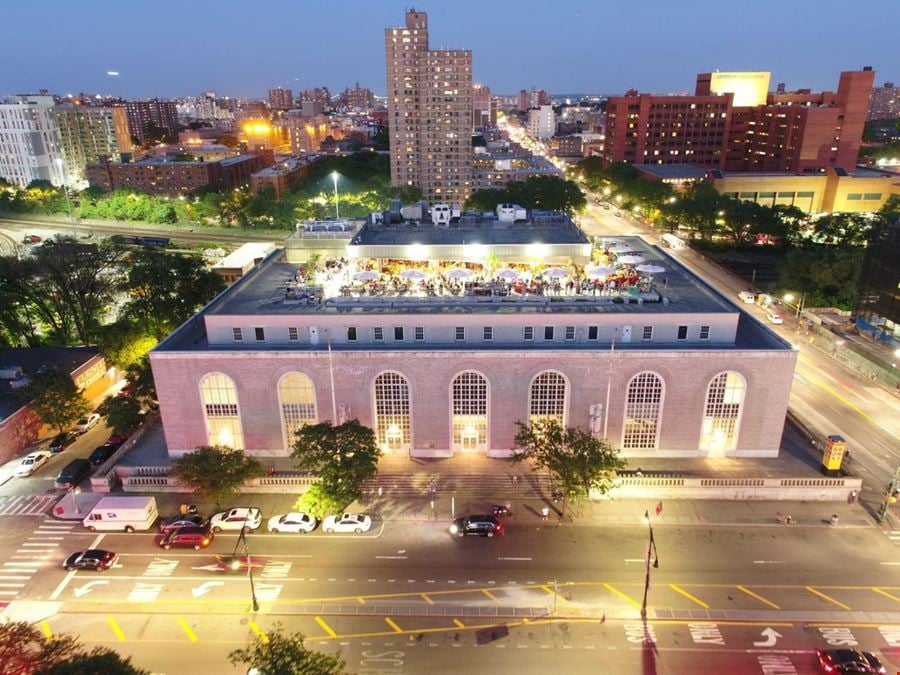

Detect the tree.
[
  {"left": 171, "top": 445, "right": 266, "bottom": 508},
  {"left": 100, "top": 394, "right": 144, "bottom": 435},
  {"left": 37, "top": 648, "right": 149, "bottom": 675},
  {"left": 95, "top": 320, "right": 157, "bottom": 370},
  {"left": 16, "top": 367, "right": 90, "bottom": 433},
  {"left": 123, "top": 249, "right": 225, "bottom": 339},
  {"left": 229, "top": 623, "right": 346, "bottom": 675},
  {"left": 124, "top": 355, "right": 157, "bottom": 402},
  {"left": 291, "top": 420, "right": 382, "bottom": 513},
  {"left": 513, "top": 418, "right": 624, "bottom": 519}
]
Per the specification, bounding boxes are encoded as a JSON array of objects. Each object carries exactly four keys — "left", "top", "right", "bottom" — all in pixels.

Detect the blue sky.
[{"left": 2, "top": 0, "right": 896, "bottom": 99}]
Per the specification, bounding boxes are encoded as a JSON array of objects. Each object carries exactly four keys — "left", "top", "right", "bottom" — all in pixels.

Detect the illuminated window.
[
  {"left": 699, "top": 372, "right": 745, "bottom": 455},
  {"left": 622, "top": 372, "right": 664, "bottom": 451},
  {"left": 374, "top": 371, "right": 411, "bottom": 452},
  {"left": 529, "top": 371, "right": 567, "bottom": 426},
  {"left": 451, "top": 371, "right": 488, "bottom": 452},
  {"left": 200, "top": 373, "right": 243, "bottom": 450},
  {"left": 279, "top": 372, "right": 316, "bottom": 449}
]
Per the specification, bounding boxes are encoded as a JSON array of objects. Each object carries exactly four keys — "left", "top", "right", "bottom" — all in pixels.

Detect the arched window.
[
  {"left": 622, "top": 372, "right": 664, "bottom": 450},
  {"left": 373, "top": 371, "right": 411, "bottom": 452},
  {"left": 529, "top": 371, "right": 567, "bottom": 426},
  {"left": 699, "top": 371, "right": 745, "bottom": 455},
  {"left": 451, "top": 371, "right": 488, "bottom": 452},
  {"left": 200, "top": 373, "right": 243, "bottom": 450},
  {"left": 279, "top": 372, "right": 316, "bottom": 449}
]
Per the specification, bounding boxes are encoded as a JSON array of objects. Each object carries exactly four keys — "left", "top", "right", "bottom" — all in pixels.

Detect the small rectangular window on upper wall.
[
  {"left": 394, "top": 326, "right": 404, "bottom": 341},
  {"left": 455, "top": 326, "right": 465, "bottom": 341},
  {"left": 254, "top": 327, "right": 265, "bottom": 342},
  {"left": 347, "top": 326, "right": 358, "bottom": 342},
  {"left": 524, "top": 326, "right": 534, "bottom": 341},
  {"left": 373, "top": 327, "right": 384, "bottom": 341},
  {"left": 564, "top": 326, "right": 576, "bottom": 341},
  {"left": 544, "top": 326, "right": 555, "bottom": 341},
  {"left": 288, "top": 327, "right": 299, "bottom": 342},
  {"left": 588, "top": 326, "right": 599, "bottom": 340},
  {"left": 677, "top": 325, "right": 688, "bottom": 340},
  {"left": 483, "top": 326, "right": 493, "bottom": 341},
  {"left": 699, "top": 325, "right": 710, "bottom": 340},
  {"left": 642, "top": 326, "right": 653, "bottom": 341},
  {"left": 232, "top": 327, "right": 243, "bottom": 342},
  {"left": 414, "top": 326, "right": 425, "bottom": 341}
]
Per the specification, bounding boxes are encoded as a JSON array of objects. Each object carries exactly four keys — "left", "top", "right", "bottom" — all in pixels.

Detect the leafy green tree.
[
  {"left": 100, "top": 394, "right": 144, "bottom": 435},
  {"left": 16, "top": 367, "right": 90, "bottom": 433},
  {"left": 96, "top": 320, "right": 157, "bottom": 370},
  {"left": 171, "top": 445, "right": 266, "bottom": 508},
  {"left": 513, "top": 418, "right": 624, "bottom": 519},
  {"left": 291, "top": 420, "right": 382, "bottom": 512},
  {"left": 123, "top": 249, "right": 225, "bottom": 339},
  {"left": 810, "top": 213, "right": 871, "bottom": 247},
  {"left": 371, "top": 125, "right": 389, "bottom": 151},
  {"left": 0, "top": 621, "right": 80, "bottom": 675},
  {"left": 229, "top": 623, "right": 346, "bottom": 675},
  {"left": 292, "top": 484, "right": 337, "bottom": 520},
  {"left": 37, "top": 648, "right": 149, "bottom": 675},
  {"left": 776, "top": 246, "right": 864, "bottom": 310},
  {"left": 124, "top": 355, "right": 157, "bottom": 402},
  {"left": 466, "top": 176, "right": 586, "bottom": 214}
]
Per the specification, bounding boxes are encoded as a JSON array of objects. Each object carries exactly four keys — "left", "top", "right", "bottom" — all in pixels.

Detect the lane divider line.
[
  {"left": 805, "top": 586, "right": 852, "bottom": 610},
  {"left": 603, "top": 582, "right": 641, "bottom": 609},
  {"left": 670, "top": 584, "right": 710, "bottom": 609},
  {"left": 315, "top": 616, "right": 337, "bottom": 638},
  {"left": 177, "top": 616, "right": 198, "bottom": 643},
  {"left": 39, "top": 620, "right": 52, "bottom": 639},
  {"left": 107, "top": 615, "right": 125, "bottom": 642},
  {"left": 736, "top": 585, "right": 781, "bottom": 610},
  {"left": 385, "top": 617, "right": 403, "bottom": 633},
  {"left": 872, "top": 587, "right": 900, "bottom": 603},
  {"left": 248, "top": 620, "right": 269, "bottom": 643}
]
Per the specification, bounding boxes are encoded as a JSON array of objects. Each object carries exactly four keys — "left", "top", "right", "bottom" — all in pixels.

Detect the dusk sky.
[{"left": 2, "top": 0, "right": 896, "bottom": 99}]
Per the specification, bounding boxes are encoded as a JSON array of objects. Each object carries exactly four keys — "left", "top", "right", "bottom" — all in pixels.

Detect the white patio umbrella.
[
  {"left": 444, "top": 268, "right": 473, "bottom": 280},
  {"left": 353, "top": 271, "right": 379, "bottom": 282},
  {"left": 496, "top": 269, "right": 520, "bottom": 281},
  {"left": 544, "top": 268, "right": 569, "bottom": 279},
  {"left": 615, "top": 255, "right": 645, "bottom": 266},
  {"left": 586, "top": 265, "right": 616, "bottom": 278},
  {"left": 606, "top": 243, "right": 634, "bottom": 253},
  {"left": 636, "top": 263, "right": 666, "bottom": 275},
  {"left": 400, "top": 269, "right": 428, "bottom": 281}
]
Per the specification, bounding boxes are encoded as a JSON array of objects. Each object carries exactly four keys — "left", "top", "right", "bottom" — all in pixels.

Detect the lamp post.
[
  {"left": 236, "top": 528, "right": 259, "bottom": 612},
  {"left": 783, "top": 292, "right": 806, "bottom": 320},
  {"left": 640, "top": 510, "right": 659, "bottom": 618},
  {"left": 331, "top": 171, "right": 340, "bottom": 219},
  {"left": 54, "top": 158, "right": 77, "bottom": 238},
  {"left": 71, "top": 486, "right": 81, "bottom": 515}
]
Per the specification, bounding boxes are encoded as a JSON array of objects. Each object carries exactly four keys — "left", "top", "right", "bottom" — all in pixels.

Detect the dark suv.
[
  {"left": 450, "top": 515, "right": 503, "bottom": 538},
  {"left": 158, "top": 526, "right": 213, "bottom": 550},
  {"left": 88, "top": 443, "right": 118, "bottom": 466},
  {"left": 55, "top": 458, "right": 92, "bottom": 490}
]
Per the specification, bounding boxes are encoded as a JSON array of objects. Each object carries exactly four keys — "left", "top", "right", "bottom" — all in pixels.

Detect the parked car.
[
  {"left": 737, "top": 291, "right": 756, "bottom": 304},
  {"left": 449, "top": 515, "right": 503, "bottom": 538},
  {"left": 267, "top": 512, "right": 317, "bottom": 534},
  {"left": 158, "top": 526, "right": 213, "bottom": 550},
  {"left": 48, "top": 432, "right": 76, "bottom": 453},
  {"left": 14, "top": 451, "right": 51, "bottom": 477},
  {"left": 322, "top": 513, "right": 372, "bottom": 534},
  {"left": 106, "top": 432, "right": 131, "bottom": 447},
  {"left": 209, "top": 507, "right": 262, "bottom": 533},
  {"left": 63, "top": 549, "right": 117, "bottom": 572},
  {"left": 88, "top": 443, "right": 118, "bottom": 466},
  {"left": 23, "top": 234, "right": 42, "bottom": 244},
  {"left": 74, "top": 413, "right": 101, "bottom": 434},
  {"left": 766, "top": 312, "right": 784, "bottom": 325},
  {"left": 816, "top": 649, "right": 885, "bottom": 673},
  {"left": 54, "top": 458, "right": 92, "bottom": 490},
  {"left": 158, "top": 514, "right": 208, "bottom": 534}
]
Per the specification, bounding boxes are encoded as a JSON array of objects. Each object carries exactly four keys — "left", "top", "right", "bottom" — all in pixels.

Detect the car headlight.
[{"left": 449, "top": 524, "right": 459, "bottom": 534}]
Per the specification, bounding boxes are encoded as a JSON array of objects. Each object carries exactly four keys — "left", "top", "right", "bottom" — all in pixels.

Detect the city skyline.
[{"left": 1, "top": 0, "right": 896, "bottom": 99}]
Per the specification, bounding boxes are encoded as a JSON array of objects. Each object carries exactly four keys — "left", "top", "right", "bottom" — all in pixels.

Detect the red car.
[{"left": 23, "top": 234, "right": 42, "bottom": 244}]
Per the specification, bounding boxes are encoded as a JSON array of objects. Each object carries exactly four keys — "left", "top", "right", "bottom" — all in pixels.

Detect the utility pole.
[{"left": 877, "top": 467, "right": 900, "bottom": 524}]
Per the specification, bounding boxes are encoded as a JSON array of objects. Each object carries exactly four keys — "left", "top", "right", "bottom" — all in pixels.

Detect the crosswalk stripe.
[{"left": 0, "top": 495, "right": 56, "bottom": 517}]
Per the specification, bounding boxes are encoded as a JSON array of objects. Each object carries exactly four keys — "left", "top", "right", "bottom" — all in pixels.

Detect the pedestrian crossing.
[
  {"left": 0, "top": 519, "right": 74, "bottom": 605},
  {"left": 0, "top": 494, "right": 58, "bottom": 516},
  {"left": 886, "top": 530, "right": 900, "bottom": 546}
]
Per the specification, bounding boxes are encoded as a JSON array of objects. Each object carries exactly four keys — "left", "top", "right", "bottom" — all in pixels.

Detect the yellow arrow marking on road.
[
  {"left": 39, "top": 621, "right": 53, "bottom": 639},
  {"left": 806, "top": 587, "right": 852, "bottom": 610},
  {"left": 670, "top": 584, "right": 709, "bottom": 609},
  {"left": 736, "top": 585, "right": 780, "bottom": 610},
  {"left": 481, "top": 589, "right": 498, "bottom": 601},
  {"left": 107, "top": 615, "right": 125, "bottom": 641},
  {"left": 453, "top": 619, "right": 465, "bottom": 628},
  {"left": 602, "top": 583, "right": 641, "bottom": 609},
  {"left": 248, "top": 620, "right": 269, "bottom": 643},
  {"left": 315, "top": 616, "right": 337, "bottom": 638},
  {"left": 385, "top": 617, "right": 403, "bottom": 633},
  {"left": 872, "top": 588, "right": 900, "bottom": 603},
  {"left": 177, "top": 616, "right": 198, "bottom": 643},
  {"left": 420, "top": 593, "right": 434, "bottom": 605}
]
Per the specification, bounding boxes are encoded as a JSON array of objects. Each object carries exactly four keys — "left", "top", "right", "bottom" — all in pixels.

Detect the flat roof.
[
  {"left": 0, "top": 347, "right": 100, "bottom": 420},
  {"left": 213, "top": 242, "right": 277, "bottom": 269}
]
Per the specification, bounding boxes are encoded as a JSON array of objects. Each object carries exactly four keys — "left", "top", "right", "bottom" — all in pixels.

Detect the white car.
[
  {"left": 15, "top": 451, "right": 51, "bottom": 477},
  {"left": 209, "top": 507, "right": 262, "bottom": 533},
  {"left": 74, "top": 413, "right": 101, "bottom": 434},
  {"left": 267, "top": 512, "right": 317, "bottom": 534},
  {"left": 322, "top": 513, "right": 372, "bottom": 534},
  {"left": 766, "top": 312, "right": 783, "bottom": 325}
]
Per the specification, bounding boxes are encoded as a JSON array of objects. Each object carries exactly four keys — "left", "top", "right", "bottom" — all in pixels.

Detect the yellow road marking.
[
  {"left": 806, "top": 587, "right": 852, "bottom": 610},
  {"left": 385, "top": 617, "right": 403, "bottom": 633},
  {"left": 872, "top": 587, "right": 900, "bottom": 603},
  {"left": 670, "top": 584, "right": 709, "bottom": 609},
  {"left": 356, "top": 597, "right": 366, "bottom": 605},
  {"left": 736, "top": 585, "right": 780, "bottom": 610},
  {"left": 481, "top": 589, "right": 498, "bottom": 601},
  {"left": 248, "top": 620, "right": 269, "bottom": 643},
  {"left": 177, "top": 616, "right": 198, "bottom": 643},
  {"left": 315, "top": 616, "right": 337, "bottom": 638},
  {"left": 107, "top": 615, "right": 125, "bottom": 641},
  {"left": 39, "top": 621, "right": 53, "bottom": 639},
  {"left": 453, "top": 618, "right": 466, "bottom": 628},
  {"left": 540, "top": 584, "right": 569, "bottom": 604},
  {"left": 420, "top": 593, "right": 434, "bottom": 605},
  {"left": 603, "top": 582, "right": 641, "bottom": 608}
]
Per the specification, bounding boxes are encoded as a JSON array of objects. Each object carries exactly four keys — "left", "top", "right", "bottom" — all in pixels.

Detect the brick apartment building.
[
  {"left": 603, "top": 69, "right": 875, "bottom": 174},
  {"left": 120, "top": 99, "right": 179, "bottom": 144}
]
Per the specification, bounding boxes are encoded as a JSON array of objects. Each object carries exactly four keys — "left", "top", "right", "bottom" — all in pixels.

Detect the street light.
[
  {"left": 783, "top": 292, "right": 806, "bottom": 320},
  {"left": 54, "top": 158, "right": 77, "bottom": 238},
  {"left": 71, "top": 486, "right": 81, "bottom": 515},
  {"left": 235, "top": 528, "right": 259, "bottom": 612},
  {"left": 640, "top": 510, "right": 659, "bottom": 618},
  {"left": 331, "top": 171, "right": 340, "bottom": 219}
]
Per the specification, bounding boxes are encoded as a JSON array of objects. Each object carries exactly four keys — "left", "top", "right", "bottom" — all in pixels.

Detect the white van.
[
  {"left": 83, "top": 496, "right": 158, "bottom": 533},
  {"left": 737, "top": 291, "right": 756, "bottom": 304}
]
